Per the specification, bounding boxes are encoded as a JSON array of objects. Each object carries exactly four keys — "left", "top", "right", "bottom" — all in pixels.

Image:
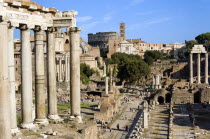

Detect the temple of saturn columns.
[
  {"left": 189, "top": 45, "right": 209, "bottom": 84},
  {"left": 0, "top": 0, "right": 82, "bottom": 138}
]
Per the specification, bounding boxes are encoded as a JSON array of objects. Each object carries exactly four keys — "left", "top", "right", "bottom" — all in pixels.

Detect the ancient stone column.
[
  {"left": 20, "top": 25, "right": 35, "bottom": 128},
  {"left": 8, "top": 25, "right": 20, "bottom": 134},
  {"left": 59, "top": 58, "right": 62, "bottom": 82},
  {"left": 197, "top": 53, "right": 201, "bottom": 84},
  {"left": 56, "top": 57, "right": 59, "bottom": 81},
  {"left": 34, "top": 28, "right": 48, "bottom": 125},
  {"left": 69, "top": 27, "right": 82, "bottom": 122},
  {"left": 67, "top": 57, "right": 70, "bottom": 81},
  {"left": 143, "top": 100, "right": 148, "bottom": 128},
  {"left": 155, "top": 75, "right": 158, "bottom": 89},
  {"left": 152, "top": 75, "right": 155, "bottom": 89},
  {"left": 0, "top": 22, "right": 11, "bottom": 139},
  {"left": 65, "top": 54, "right": 69, "bottom": 82},
  {"left": 205, "top": 53, "right": 209, "bottom": 84},
  {"left": 109, "top": 67, "right": 113, "bottom": 92},
  {"left": 157, "top": 74, "right": 161, "bottom": 89},
  {"left": 103, "top": 62, "right": 106, "bottom": 77},
  {"left": 47, "top": 28, "right": 60, "bottom": 120},
  {"left": 190, "top": 53, "right": 193, "bottom": 84},
  {"left": 105, "top": 76, "right": 109, "bottom": 95}
]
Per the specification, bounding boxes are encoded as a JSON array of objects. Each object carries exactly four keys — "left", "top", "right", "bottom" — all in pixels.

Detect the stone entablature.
[
  {"left": 1, "top": 0, "right": 77, "bottom": 29},
  {"left": 191, "top": 45, "right": 207, "bottom": 54}
]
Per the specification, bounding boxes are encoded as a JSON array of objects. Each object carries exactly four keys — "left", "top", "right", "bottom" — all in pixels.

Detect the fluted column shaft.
[
  {"left": 47, "top": 29, "right": 59, "bottom": 119},
  {"left": 70, "top": 27, "right": 81, "bottom": 117},
  {"left": 21, "top": 26, "right": 34, "bottom": 128},
  {"left": 190, "top": 53, "right": 193, "bottom": 84},
  {"left": 0, "top": 22, "right": 11, "bottom": 139},
  {"left": 205, "top": 53, "right": 209, "bottom": 84},
  {"left": 197, "top": 53, "right": 201, "bottom": 84},
  {"left": 8, "top": 26, "right": 19, "bottom": 132}
]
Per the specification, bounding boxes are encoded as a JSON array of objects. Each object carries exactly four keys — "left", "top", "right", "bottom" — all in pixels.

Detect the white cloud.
[{"left": 77, "top": 16, "right": 93, "bottom": 22}]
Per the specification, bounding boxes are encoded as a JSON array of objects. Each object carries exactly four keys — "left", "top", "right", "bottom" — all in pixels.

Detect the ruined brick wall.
[{"left": 107, "top": 38, "right": 120, "bottom": 58}]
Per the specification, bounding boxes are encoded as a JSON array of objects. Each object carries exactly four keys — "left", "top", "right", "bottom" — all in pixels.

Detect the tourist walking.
[
  {"left": 125, "top": 125, "right": 129, "bottom": 132},
  {"left": 109, "top": 127, "right": 112, "bottom": 132},
  {"left": 117, "top": 123, "right": 120, "bottom": 130}
]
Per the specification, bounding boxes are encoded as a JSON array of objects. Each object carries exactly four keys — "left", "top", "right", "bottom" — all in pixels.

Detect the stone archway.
[
  {"left": 166, "top": 93, "right": 171, "bottom": 103},
  {"left": 158, "top": 96, "right": 164, "bottom": 104}
]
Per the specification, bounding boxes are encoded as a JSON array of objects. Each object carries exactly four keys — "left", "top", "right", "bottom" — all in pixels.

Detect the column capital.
[
  {"left": 8, "top": 22, "right": 19, "bottom": 29},
  {"left": 33, "top": 26, "right": 41, "bottom": 32},
  {"left": 69, "top": 27, "right": 81, "bottom": 32},
  {"left": 47, "top": 27, "right": 56, "bottom": 33},
  {"left": 19, "top": 24, "right": 34, "bottom": 31}
]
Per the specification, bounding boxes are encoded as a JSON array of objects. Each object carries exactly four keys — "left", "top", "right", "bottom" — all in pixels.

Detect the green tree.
[
  {"left": 144, "top": 56, "right": 154, "bottom": 65},
  {"left": 107, "top": 52, "right": 150, "bottom": 85},
  {"left": 80, "top": 63, "right": 96, "bottom": 84},
  {"left": 144, "top": 50, "right": 163, "bottom": 65},
  {"left": 195, "top": 32, "right": 210, "bottom": 51},
  {"left": 178, "top": 50, "right": 185, "bottom": 59},
  {"left": 185, "top": 40, "right": 198, "bottom": 57}
]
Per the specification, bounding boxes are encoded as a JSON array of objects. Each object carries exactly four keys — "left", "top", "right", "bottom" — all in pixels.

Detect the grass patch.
[
  {"left": 17, "top": 113, "right": 22, "bottom": 127},
  {"left": 57, "top": 103, "right": 97, "bottom": 111},
  {"left": 118, "top": 93, "right": 124, "bottom": 98},
  {"left": 23, "top": 131, "right": 40, "bottom": 136},
  {"left": 57, "top": 103, "right": 70, "bottom": 110},
  {"left": 81, "top": 104, "right": 97, "bottom": 109}
]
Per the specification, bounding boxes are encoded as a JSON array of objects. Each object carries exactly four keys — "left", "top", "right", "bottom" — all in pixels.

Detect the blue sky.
[{"left": 17, "top": 0, "right": 210, "bottom": 44}]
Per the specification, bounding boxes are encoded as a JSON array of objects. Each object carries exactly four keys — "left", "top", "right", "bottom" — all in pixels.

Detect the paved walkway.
[
  {"left": 173, "top": 104, "right": 195, "bottom": 139},
  {"left": 103, "top": 96, "right": 143, "bottom": 139},
  {"left": 143, "top": 105, "right": 169, "bottom": 139}
]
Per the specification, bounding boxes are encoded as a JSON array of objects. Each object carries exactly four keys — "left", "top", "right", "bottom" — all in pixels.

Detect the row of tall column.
[
  {"left": 0, "top": 21, "right": 82, "bottom": 138},
  {"left": 57, "top": 55, "right": 70, "bottom": 82},
  {"left": 189, "top": 53, "right": 209, "bottom": 84}
]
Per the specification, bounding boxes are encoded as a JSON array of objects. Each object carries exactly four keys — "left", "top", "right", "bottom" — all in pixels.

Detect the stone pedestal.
[
  {"left": 0, "top": 22, "right": 11, "bottom": 139},
  {"left": 47, "top": 29, "right": 61, "bottom": 120},
  {"left": 34, "top": 29, "right": 48, "bottom": 125},
  {"left": 20, "top": 26, "right": 35, "bottom": 129},
  {"left": 69, "top": 27, "right": 82, "bottom": 122}
]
